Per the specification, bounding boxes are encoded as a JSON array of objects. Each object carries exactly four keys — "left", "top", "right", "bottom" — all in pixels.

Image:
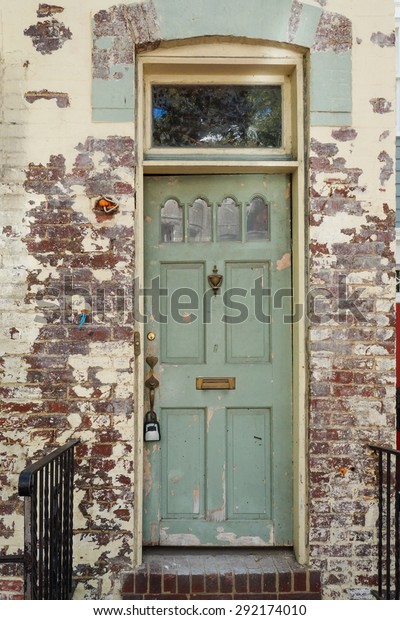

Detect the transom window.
[
  {"left": 142, "top": 60, "right": 293, "bottom": 159},
  {"left": 152, "top": 84, "right": 282, "bottom": 149}
]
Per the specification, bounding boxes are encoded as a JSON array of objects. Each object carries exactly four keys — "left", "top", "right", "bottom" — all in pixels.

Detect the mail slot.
[{"left": 196, "top": 377, "right": 236, "bottom": 390}]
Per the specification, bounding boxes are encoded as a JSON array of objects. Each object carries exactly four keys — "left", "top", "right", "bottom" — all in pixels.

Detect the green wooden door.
[{"left": 143, "top": 174, "right": 292, "bottom": 546}]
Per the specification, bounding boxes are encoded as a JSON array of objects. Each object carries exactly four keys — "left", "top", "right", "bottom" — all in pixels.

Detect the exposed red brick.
[
  {"left": 24, "top": 20, "right": 72, "bottom": 54},
  {"left": 248, "top": 573, "right": 262, "bottom": 593},
  {"left": 205, "top": 573, "right": 218, "bottom": 594},
  {"left": 0, "top": 579, "right": 23, "bottom": 592},
  {"left": 331, "top": 128, "right": 358, "bottom": 142},
  {"left": 37, "top": 4, "right": 64, "bottom": 18},
  {"left": 135, "top": 571, "right": 149, "bottom": 594},
  {"left": 370, "top": 97, "right": 393, "bottom": 113},
  {"left": 97, "top": 430, "right": 122, "bottom": 443},
  {"left": 262, "top": 572, "right": 277, "bottom": 592},
  {"left": 126, "top": 1, "right": 160, "bottom": 49},
  {"left": 370, "top": 31, "right": 395, "bottom": 47},
  {"left": 313, "top": 11, "right": 352, "bottom": 53},
  {"left": 378, "top": 150, "right": 394, "bottom": 185},
  {"left": 24, "top": 89, "right": 70, "bottom": 108},
  {"left": 191, "top": 574, "right": 205, "bottom": 593},
  {"left": 163, "top": 573, "right": 177, "bottom": 594},
  {"left": 46, "top": 400, "right": 69, "bottom": 413}
]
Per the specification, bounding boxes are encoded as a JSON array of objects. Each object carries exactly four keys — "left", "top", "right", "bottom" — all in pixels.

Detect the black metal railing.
[
  {"left": 0, "top": 439, "right": 80, "bottom": 599},
  {"left": 369, "top": 444, "right": 400, "bottom": 600}
]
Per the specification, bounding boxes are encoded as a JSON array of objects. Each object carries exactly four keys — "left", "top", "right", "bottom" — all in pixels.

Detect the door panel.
[
  {"left": 143, "top": 174, "right": 292, "bottom": 546},
  {"left": 227, "top": 408, "right": 271, "bottom": 518},
  {"left": 160, "top": 263, "right": 205, "bottom": 363},
  {"left": 225, "top": 262, "right": 271, "bottom": 363},
  {"left": 161, "top": 408, "right": 205, "bottom": 518}
]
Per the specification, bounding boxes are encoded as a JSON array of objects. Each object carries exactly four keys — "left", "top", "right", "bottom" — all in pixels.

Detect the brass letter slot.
[{"left": 196, "top": 377, "right": 236, "bottom": 390}]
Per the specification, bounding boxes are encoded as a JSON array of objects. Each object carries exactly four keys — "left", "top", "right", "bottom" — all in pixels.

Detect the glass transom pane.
[{"left": 152, "top": 84, "right": 282, "bottom": 148}]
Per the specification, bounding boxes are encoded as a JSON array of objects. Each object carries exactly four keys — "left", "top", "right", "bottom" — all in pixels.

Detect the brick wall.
[
  {"left": 0, "top": 2, "right": 138, "bottom": 599},
  {"left": 308, "top": 133, "right": 396, "bottom": 597}
]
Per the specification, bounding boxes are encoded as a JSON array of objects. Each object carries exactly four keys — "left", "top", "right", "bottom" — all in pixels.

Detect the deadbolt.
[{"left": 147, "top": 332, "right": 156, "bottom": 341}]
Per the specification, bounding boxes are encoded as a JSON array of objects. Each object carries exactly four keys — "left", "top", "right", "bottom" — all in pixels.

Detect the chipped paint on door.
[{"left": 143, "top": 174, "right": 292, "bottom": 546}]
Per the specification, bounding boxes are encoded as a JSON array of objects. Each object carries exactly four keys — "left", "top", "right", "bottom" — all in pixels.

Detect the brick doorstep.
[{"left": 121, "top": 549, "right": 321, "bottom": 600}]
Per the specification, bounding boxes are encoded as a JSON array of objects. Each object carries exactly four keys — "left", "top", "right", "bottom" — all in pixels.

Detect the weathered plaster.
[
  {"left": 91, "top": 1, "right": 351, "bottom": 127},
  {"left": 92, "top": 2, "right": 160, "bottom": 121}
]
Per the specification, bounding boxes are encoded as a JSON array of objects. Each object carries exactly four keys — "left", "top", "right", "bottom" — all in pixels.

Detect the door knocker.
[{"left": 208, "top": 265, "right": 223, "bottom": 296}]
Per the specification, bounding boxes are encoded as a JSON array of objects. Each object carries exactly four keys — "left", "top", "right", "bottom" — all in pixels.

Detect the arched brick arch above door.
[{"left": 91, "top": 0, "right": 352, "bottom": 127}]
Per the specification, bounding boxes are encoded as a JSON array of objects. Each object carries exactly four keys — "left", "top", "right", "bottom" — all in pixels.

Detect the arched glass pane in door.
[
  {"left": 161, "top": 199, "right": 183, "bottom": 242},
  {"left": 188, "top": 198, "right": 212, "bottom": 242},
  {"left": 217, "top": 197, "right": 240, "bottom": 241},
  {"left": 246, "top": 196, "right": 269, "bottom": 240}
]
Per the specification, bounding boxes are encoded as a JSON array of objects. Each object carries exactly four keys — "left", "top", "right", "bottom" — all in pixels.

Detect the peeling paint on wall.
[
  {"left": 378, "top": 151, "right": 394, "bottom": 186},
  {"left": 312, "top": 11, "right": 352, "bottom": 53},
  {"left": 24, "top": 89, "right": 70, "bottom": 108},
  {"left": 288, "top": 0, "right": 303, "bottom": 43},
  {"left": 0, "top": 0, "right": 397, "bottom": 603},
  {"left": 308, "top": 108, "right": 395, "bottom": 598},
  {"left": 331, "top": 128, "right": 358, "bottom": 142},
  {"left": 370, "top": 31, "right": 395, "bottom": 47},
  {"left": 370, "top": 98, "right": 393, "bottom": 114},
  {"left": 3, "top": 134, "right": 136, "bottom": 596},
  {"left": 91, "top": 2, "right": 160, "bottom": 122},
  {"left": 37, "top": 4, "right": 64, "bottom": 18},
  {"left": 127, "top": 0, "right": 161, "bottom": 49},
  {"left": 24, "top": 19, "right": 72, "bottom": 54}
]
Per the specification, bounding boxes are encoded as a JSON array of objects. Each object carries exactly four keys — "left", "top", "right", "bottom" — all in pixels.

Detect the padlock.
[{"left": 144, "top": 410, "right": 161, "bottom": 442}]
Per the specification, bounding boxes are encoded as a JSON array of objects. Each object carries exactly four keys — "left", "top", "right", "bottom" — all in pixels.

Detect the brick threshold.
[{"left": 121, "top": 548, "right": 321, "bottom": 600}]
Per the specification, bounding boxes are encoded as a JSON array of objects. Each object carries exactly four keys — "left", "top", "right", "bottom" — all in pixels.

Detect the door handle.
[
  {"left": 144, "top": 356, "right": 161, "bottom": 441},
  {"left": 145, "top": 356, "right": 159, "bottom": 412}
]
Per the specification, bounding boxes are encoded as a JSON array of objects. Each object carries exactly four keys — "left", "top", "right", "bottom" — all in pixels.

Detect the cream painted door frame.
[{"left": 133, "top": 40, "right": 308, "bottom": 566}]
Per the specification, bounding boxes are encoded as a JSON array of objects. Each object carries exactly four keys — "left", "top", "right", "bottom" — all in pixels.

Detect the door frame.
[{"left": 133, "top": 39, "right": 308, "bottom": 566}]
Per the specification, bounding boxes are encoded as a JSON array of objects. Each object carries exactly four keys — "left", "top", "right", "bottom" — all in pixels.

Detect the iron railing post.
[
  {"left": 18, "top": 439, "right": 80, "bottom": 600},
  {"left": 24, "top": 494, "right": 33, "bottom": 600},
  {"left": 369, "top": 444, "right": 400, "bottom": 600},
  {"left": 0, "top": 440, "right": 79, "bottom": 600}
]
